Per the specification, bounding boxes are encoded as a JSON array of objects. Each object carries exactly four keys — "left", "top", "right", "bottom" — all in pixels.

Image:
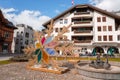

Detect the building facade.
[
  {"left": 12, "top": 24, "right": 34, "bottom": 54},
  {"left": 0, "top": 10, "right": 17, "bottom": 54},
  {"left": 43, "top": 4, "right": 120, "bottom": 55}
]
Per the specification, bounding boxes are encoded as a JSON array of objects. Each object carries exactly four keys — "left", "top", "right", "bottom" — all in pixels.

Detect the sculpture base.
[{"left": 27, "top": 65, "right": 69, "bottom": 74}]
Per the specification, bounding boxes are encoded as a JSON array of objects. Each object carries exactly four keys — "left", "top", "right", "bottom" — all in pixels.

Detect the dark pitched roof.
[
  {"left": 43, "top": 4, "right": 120, "bottom": 27},
  {"left": 0, "top": 10, "right": 17, "bottom": 29}
]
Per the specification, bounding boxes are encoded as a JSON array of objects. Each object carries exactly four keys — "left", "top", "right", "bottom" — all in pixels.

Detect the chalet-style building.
[
  {"left": 43, "top": 4, "right": 120, "bottom": 55},
  {"left": 0, "top": 10, "right": 17, "bottom": 53}
]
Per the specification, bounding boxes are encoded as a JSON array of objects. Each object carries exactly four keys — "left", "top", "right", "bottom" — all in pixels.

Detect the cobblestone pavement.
[{"left": 0, "top": 62, "right": 101, "bottom": 80}]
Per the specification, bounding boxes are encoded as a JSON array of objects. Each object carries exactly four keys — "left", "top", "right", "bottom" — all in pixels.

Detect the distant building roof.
[
  {"left": 16, "top": 24, "right": 33, "bottom": 30},
  {"left": 43, "top": 4, "right": 120, "bottom": 28}
]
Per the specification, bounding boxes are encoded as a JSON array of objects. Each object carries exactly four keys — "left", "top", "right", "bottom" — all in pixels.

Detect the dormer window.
[
  {"left": 97, "top": 17, "right": 101, "bottom": 22},
  {"left": 64, "top": 19, "right": 68, "bottom": 24},
  {"left": 102, "top": 16, "right": 106, "bottom": 22},
  {"left": 60, "top": 19, "right": 63, "bottom": 24}
]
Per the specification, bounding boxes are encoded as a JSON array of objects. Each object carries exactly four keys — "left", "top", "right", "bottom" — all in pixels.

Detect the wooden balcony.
[
  {"left": 74, "top": 21, "right": 91, "bottom": 24},
  {"left": 74, "top": 30, "right": 91, "bottom": 33},
  {"left": 74, "top": 12, "right": 90, "bottom": 15},
  {"left": 74, "top": 40, "right": 92, "bottom": 43}
]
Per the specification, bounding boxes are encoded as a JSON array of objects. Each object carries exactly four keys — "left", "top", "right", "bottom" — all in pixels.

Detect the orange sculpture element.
[{"left": 42, "top": 49, "right": 49, "bottom": 64}]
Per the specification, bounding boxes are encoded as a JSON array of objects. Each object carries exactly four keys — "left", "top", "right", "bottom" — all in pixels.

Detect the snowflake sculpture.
[{"left": 23, "top": 20, "right": 74, "bottom": 73}]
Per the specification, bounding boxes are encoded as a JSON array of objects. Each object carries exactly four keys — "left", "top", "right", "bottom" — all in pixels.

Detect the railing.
[
  {"left": 74, "top": 40, "right": 92, "bottom": 43},
  {"left": 74, "top": 12, "right": 90, "bottom": 15},
  {"left": 74, "top": 21, "right": 91, "bottom": 24},
  {"left": 74, "top": 30, "right": 91, "bottom": 33}
]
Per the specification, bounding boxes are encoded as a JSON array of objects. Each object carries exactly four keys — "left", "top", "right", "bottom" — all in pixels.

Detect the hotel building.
[{"left": 43, "top": 4, "right": 120, "bottom": 55}]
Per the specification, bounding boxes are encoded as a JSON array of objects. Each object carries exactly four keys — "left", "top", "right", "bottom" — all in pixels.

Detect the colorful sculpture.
[{"left": 23, "top": 20, "right": 73, "bottom": 74}]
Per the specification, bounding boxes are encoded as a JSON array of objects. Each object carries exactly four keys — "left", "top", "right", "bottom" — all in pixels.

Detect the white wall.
[
  {"left": 93, "top": 11, "right": 116, "bottom": 42},
  {"left": 53, "top": 12, "right": 74, "bottom": 40},
  {"left": 49, "top": 9, "right": 119, "bottom": 54}
]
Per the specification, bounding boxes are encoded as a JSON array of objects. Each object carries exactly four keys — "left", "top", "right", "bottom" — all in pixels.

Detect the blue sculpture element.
[{"left": 45, "top": 48, "right": 55, "bottom": 55}]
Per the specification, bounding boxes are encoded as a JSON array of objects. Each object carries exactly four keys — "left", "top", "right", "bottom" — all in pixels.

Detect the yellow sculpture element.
[
  {"left": 36, "top": 43, "right": 41, "bottom": 48},
  {"left": 53, "top": 24, "right": 71, "bottom": 41},
  {"left": 45, "top": 19, "right": 54, "bottom": 38}
]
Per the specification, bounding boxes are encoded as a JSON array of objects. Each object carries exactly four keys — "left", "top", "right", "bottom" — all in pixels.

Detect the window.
[
  {"left": 97, "top": 17, "right": 101, "bottom": 22},
  {"left": 55, "top": 28, "right": 58, "bottom": 32},
  {"left": 60, "top": 28, "right": 63, "bottom": 32},
  {"left": 109, "top": 35, "right": 113, "bottom": 41},
  {"left": 4, "top": 32, "right": 10, "bottom": 38},
  {"left": 108, "top": 26, "right": 112, "bottom": 31},
  {"left": 25, "top": 40, "right": 29, "bottom": 45},
  {"left": 16, "top": 39, "right": 19, "bottom": 44},
  {"left": 81, "top": 48, "right": 87, "bottom": 52},
  {"left": 98, "top": 36, "right": 102, "bottom": 41},
  {"left": 103, "top": 26, "right": 107, "bottom": 31},
  {"left": 25, "top": 32, "right": 29, "bottom": 38},
  {"left": 98, "top": 26, "right": 101, "bottom": 31},
  {"left": 102, "top": 17, "right": 106, "bottom": 22},
  {"left": 118, "top": 35, "right": 120, "bottom": 41},
  {"left": 21, "top": 31, "right": 23, "bottom": 35},
  {"left": 60, "top": 19, "right": 63, "bottom": 24},
  {"left": 103, "top": 35, "right": 107, "bottom": 41},
  {"left": 59, "top": 37, "right": 63, "bottom": 40},
  {"left": 64, "top": 19, "right": 68, "bottom": 24}
]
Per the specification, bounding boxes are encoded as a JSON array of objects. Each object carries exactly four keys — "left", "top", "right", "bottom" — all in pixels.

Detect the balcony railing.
[
  {"left": 74, "top": 40, "right": 92, "bottom": 43},
  {"left": 74, "top": 21, "right": 91, "bottom": 24},
  {"left": 74, "top": 12, "right": 90, "bottom": 15},
  {"left": 74, "top": 30, "right": 91, "bottom": 33}
]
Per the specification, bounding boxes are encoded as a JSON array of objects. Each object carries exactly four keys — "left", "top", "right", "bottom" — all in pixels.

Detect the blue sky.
[
  {"left": 0, "top": 0, "right": 120, "bottom": 30},
  {"left": 0, "top": 0, "right": 89, "bottom": 17}
]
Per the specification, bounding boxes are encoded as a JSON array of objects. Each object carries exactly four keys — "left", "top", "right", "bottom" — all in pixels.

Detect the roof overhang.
[{"left": 42, "top": 4, "right": 120, "bottom": 28}]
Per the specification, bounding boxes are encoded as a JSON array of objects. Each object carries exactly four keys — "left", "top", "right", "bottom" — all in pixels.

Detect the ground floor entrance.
[
  {"left": 74, "top": 44, "right": 120, "bottom": 56},
  {"left": 92, "top": 46, "right": 119, "bottom": 56},
  {"left": 0, "top": 43, "right": 11, "bottom": 53},
  {"left": 107, "top": 47, "right": 119, "bottom": 55},
  {"left": 92, "top": 47, "right": 104, "bottom": 56}
]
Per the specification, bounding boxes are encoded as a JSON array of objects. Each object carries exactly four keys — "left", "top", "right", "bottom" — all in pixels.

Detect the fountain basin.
[{"left": 76, "top": 64, "right": 120, "bottom": 80}]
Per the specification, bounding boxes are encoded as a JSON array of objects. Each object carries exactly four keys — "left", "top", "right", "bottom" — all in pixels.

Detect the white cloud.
[
  {"left": 1, "top": 8, "right": 16, "bottom": 13},
  {"left": 1, "top": 8, "right": 51, "bottom": 30},
  {"left": 89, "top": 0, "right": 120, "bottom": 11}
]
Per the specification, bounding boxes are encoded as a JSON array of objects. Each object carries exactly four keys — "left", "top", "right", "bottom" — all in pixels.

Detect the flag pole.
[{"left": 72, "top": 0, "right": 74, "bottom": 5}]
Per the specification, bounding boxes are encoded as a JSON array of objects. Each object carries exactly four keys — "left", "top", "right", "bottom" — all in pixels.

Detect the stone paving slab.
[{"left": 0, "top": 62, "right": 102, "bottom": 80}]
